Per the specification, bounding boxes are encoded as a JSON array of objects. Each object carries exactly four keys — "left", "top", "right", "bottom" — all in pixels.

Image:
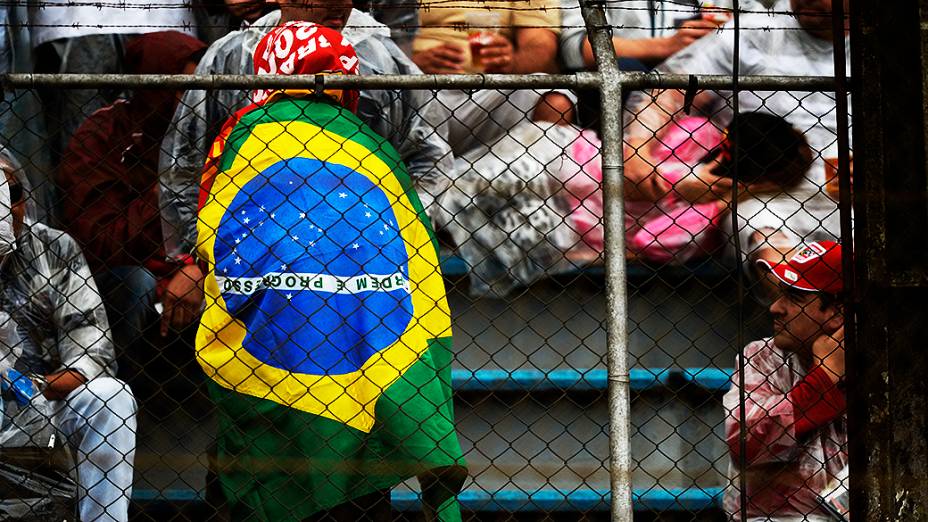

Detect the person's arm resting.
[
  {"left": 43, "top": 370, "right": 88, "bottom": 401},
  {"left": 726, "top": 365, "right": 845, "bottom": 464},
  {"left": 579, "top": 35, "right": 671, "bottom": 68},
  {"left": 578, "top": 18, "right": 724, "bottom": 69},
  {"left": 623, "top": 27, "right": 733, "bottom": 201},
  {"left": 623, "top": 88, "right": 687, "bottom": 201},
  {"left": 159, "top": 85, "right": 212, "bottom": 261},
  {"left": 373, "top": 39, "right": 454, "bottom": 218},
  {"left": 513, "top": 28, "right": 560, "bottom": 74},
  {"left": 789, "top": 365, "right": 847, "bottom": 436},
  {"left": 50, "top": 235, "right": 117, "bottom": 398},
  {"left": 726, "top": 390, "right": 796, "bottom": 463}
]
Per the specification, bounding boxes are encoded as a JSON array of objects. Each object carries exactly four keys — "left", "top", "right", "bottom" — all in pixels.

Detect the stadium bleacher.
[{"left": 130, "top": 255, "right": 767, "bottom": 519}]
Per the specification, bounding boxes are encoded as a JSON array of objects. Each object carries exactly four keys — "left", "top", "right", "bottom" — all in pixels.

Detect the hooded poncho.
[{"left": 195, "top": 23, "right": 466, "bottom": 521}]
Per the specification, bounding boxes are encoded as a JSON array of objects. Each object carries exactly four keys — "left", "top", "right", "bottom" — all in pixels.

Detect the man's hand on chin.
[{"left": 813, "top": 326, "right": 845, "bottom": 384}]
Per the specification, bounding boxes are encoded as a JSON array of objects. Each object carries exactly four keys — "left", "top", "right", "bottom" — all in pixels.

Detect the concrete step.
[
  {"left": 133, "top": 368, "right": 732, "bottom": 510},
  {"left": 454, "top": 382, "right": 726, "bottom": 493},
  {"left": 444, "top": 257, "right": 770, "bottom": 372}
]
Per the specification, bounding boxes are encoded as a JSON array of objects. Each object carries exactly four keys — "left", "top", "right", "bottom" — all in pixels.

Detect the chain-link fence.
[{"left": 0, "top": 2, "right": 854, "bottom": 521}]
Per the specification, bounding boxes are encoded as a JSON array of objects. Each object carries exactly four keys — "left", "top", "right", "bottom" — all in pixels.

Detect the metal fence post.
[
  {"left": 577, "top": 2, "right": 633, "bottom": 520},
  {"left": 849, "top": 0, "right": 928, "bottom": 519}
]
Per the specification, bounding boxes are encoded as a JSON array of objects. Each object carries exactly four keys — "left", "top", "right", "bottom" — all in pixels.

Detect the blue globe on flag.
[{"left": 213, "top": 158, "right": 414, "bottom": 375}]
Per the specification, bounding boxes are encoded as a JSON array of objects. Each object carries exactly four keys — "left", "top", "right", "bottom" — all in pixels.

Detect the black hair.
[
  {"left": 817, "top": 291, "right": 843, "bottom": 312},
  {"left": 7, "top": 182, "right": 23, "bottom": 204},
  {"left": 708, "top": 112, "right": 813, "bottom": 188}
]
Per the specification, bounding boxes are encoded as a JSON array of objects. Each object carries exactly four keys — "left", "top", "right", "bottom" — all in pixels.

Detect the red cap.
[
  {"left": 757, "top": 240, "right": 843, "bottom": 294},
  {"left": 253, "top": 22, "right": 360, "bottom": 112}
]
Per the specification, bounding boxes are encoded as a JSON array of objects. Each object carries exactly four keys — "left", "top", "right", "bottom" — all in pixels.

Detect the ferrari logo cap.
[{"left": 756, "top": 240, "right": 843, "bottom": 294}]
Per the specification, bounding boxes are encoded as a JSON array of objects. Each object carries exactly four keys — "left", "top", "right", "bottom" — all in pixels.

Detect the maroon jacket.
[{"left": 58, "top": 31, "right": 206, "bottom": 282}]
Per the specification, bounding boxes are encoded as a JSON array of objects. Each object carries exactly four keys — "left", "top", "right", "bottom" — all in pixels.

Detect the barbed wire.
[
  {"left": 0, "top": 23, "right": 841, "bottom": 32},
  {"left": 5, "top": 0, "right": 847, "bottom": 33},
  {"left": 17, "top": 1, "right": 846, "bottom": 17}
]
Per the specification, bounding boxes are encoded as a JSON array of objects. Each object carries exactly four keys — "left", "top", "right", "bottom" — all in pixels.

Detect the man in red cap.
[{"left": 723, "top": 240, "right": 848, "bottom": 521}]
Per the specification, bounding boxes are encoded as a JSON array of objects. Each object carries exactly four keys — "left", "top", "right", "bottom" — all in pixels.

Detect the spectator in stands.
[
  {"left": 0, "top": 6, "right": 55, "bottom": 222},
  {"left": 559, "top": 0, "right": 734, "bottom": 72},
  {"left": 559, "top": 0, "right": 737, "bottom": 128},
  {"left": 0, "top": 148, "right": 138, "bottom": 522},
  {"left": 221, "top": 0, "right": 278, "bottom": 30},
  {"left": 724, "top": 240, "right": 847, "bottom": 520},
  {"left": 438, "top": 111, "right": 810, "bottom": 297},
  {"left": 198, "top": 0, "right": 418, "bottom": 56},
  {"left": 624, "top": 0, "right": 849, "bottom": 271},
  {"left": 195, "top": 24, "right": 466, "bottom": 520},
  {"left": 159, "top": 0, "right": 454, "bottom": 335},
  {"left": 412, "top": 0, "right": 576, "bottom": 158},
  {"left": 698, "top": 111, "right": 815, "bottom": 273},
  {"left": 57, "top": 32, "right": 207, "bottom": 355},
  {"left": 359, "top": 0, "right": 420, "bottom": 56},
  {"left": 195, "top": 0, "right": 272, "bottom": 45},
  {"left": 30, "top": 0, "right": 197, "bottom": 163},
  {"left": 566, "top": 111, "right": 811, "bottom": 266}
]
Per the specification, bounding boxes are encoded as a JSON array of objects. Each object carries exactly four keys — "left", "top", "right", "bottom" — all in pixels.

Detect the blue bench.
[
  {"left": 451, "top": 367, "right": 733, "bottom": 393},
  {"left": 132, "top": 486, "right": 724, "bottom": 512}
]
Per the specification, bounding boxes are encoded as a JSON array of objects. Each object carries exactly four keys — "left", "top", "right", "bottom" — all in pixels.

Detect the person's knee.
[
  {"left": 533, "top": 93, "right": 576, "bottom": 125},
  {"left": 78, "top": 377, "right": 138, "bottom": 421}
]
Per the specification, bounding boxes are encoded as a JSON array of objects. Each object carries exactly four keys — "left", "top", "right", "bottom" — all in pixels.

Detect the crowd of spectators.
[{"left": 0, "top": 0, "right": 850, "bottom": 520}]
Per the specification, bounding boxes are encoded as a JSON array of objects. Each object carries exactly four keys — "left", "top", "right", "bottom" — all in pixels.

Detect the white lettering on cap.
[{"left": 790, "top": 242, "right": 826, "bottom": 264}]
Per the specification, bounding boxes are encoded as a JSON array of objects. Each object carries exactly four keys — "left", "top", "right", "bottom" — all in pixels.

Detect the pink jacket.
[{"left": 558, "top": 117, "right": 724, "bottom": 263}]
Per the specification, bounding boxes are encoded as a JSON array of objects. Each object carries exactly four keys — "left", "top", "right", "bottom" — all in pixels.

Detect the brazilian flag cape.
[{"left": 195, "top": 96, "right": 466, "bottom": 521}]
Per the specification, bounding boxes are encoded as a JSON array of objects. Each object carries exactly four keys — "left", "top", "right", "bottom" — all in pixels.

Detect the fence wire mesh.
[{"left": 0, "top": 2, "right": 852, "bottom": 521}]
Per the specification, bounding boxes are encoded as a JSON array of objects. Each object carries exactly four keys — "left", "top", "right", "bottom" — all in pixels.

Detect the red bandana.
[{"left": 253, "top": 22, "right": 360, "bottom": 112}]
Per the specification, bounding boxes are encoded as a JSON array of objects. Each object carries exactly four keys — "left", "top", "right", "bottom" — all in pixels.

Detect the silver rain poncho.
[
  {"left": 0, "top": 152, "right": 16, "bottom": 258},
  {"left": 0, "top": 145, "right": 115, "bottom": 406},
  {"left": 159, "top": 9, "right": 455, "bottom": 260}
]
